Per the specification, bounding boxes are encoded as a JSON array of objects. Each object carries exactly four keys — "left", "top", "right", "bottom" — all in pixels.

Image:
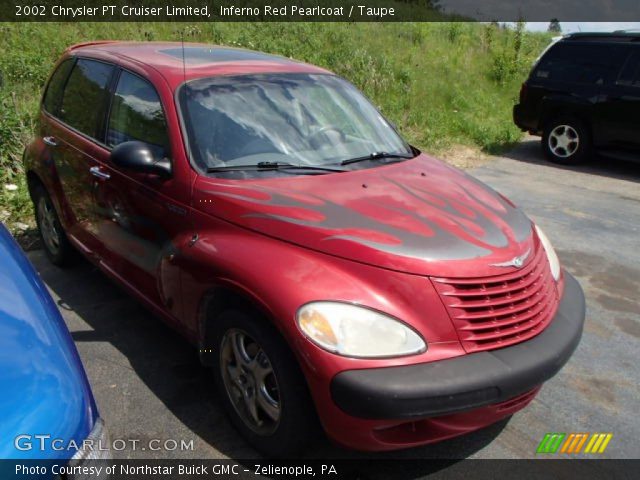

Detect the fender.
[{"left": 178, "top": 213, "right": 460, "bottom": 370}]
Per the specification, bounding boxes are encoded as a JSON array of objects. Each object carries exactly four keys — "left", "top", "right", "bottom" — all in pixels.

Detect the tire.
[
  {"left": 542, "top": 116, "right": 592, "bottom": 165},
  {"left": 32, "top": 185, "right": 75, "bottom": 266},
  {"left": 210, "top": 309, "right": 319, "bottom": 457}
]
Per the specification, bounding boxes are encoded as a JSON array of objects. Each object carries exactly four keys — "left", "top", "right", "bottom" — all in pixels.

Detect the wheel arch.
[
  {"left": 26, "top": 169, "right": 46, "bottom": 201},
  {"left": 196, "top": 282, "right": 284, "bottom": 366},
  {"left": 539, "top": 97, "right": 594, "bottom": 139}
]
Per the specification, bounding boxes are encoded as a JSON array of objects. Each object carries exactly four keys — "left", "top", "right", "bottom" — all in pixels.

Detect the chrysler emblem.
[{"left": 490, "top": 248, "right": 531, "bottom": 268}]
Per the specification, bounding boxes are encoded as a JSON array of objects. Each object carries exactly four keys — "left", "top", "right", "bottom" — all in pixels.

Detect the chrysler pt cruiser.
[{"left": 24, "top": 42, "right": 585, "bottom": 456}]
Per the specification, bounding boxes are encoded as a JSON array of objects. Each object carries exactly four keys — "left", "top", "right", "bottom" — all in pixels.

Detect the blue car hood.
[{"left": 0, "top": 225, "right": 96, "bottom": 459}]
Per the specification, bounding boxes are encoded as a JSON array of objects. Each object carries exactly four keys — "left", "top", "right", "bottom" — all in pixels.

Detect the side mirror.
[{"left": 110, "top": 141, "right": 172, "bottom": 179}]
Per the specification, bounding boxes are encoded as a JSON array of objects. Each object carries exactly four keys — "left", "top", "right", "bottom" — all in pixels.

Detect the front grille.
[{"left": 433, "top": 245, "right": 558, "bottom": 353}]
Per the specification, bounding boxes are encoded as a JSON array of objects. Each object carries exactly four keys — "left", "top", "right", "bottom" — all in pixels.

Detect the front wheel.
[
  {"left": 211, "top": 310, "right": 319, "bottom": 457},
  {"left": 542, "top": 117, "right": 592, "bottom": 165}
]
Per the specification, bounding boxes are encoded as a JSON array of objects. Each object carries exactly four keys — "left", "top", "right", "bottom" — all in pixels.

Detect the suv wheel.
[
  {"left": 211, "top": 310, "right": 318, "bottom": 457},
  {"left": 542, "top": 117, "right": 591, "bottom": 165},
  {"left": 33, "top": 185, "right": 75, "bottom": 266}
]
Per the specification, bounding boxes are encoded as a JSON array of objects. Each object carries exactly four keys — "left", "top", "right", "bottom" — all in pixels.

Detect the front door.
[{"left": 92, "top": 69, "right": 190, "bottom": 320}]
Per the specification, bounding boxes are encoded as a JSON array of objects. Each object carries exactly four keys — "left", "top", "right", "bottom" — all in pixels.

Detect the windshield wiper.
[
  {"left": 339, "top": 151, "right": 414, "bottom": 166},
  {"left": 207, "top": 161, "right": 346, "bottom": 174}
]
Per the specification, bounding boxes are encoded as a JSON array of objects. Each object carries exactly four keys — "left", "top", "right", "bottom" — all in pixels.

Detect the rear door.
[
  {"left": 596, "top": 49, "right": 640, "bottom": 151},
  {"left": 45, "top": 58, "right": 116, "bottom": 257}
]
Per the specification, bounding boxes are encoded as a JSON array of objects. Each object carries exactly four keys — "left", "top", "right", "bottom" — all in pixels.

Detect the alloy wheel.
[
  {"left": 220, "top": 328, "right": 281, "bottom": 435},
  {"left": 548, "top": 125, "right": 579, "bottom": 158}
]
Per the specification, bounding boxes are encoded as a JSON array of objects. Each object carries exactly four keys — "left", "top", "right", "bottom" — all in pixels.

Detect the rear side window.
[
  {"left": 42, "top": 59, "right": 74, "bottom": 115},
  {"left": 59, "top": 59, "right": 114, "bottom": 138},
  {"left": 106, "top": 71, "right": 169, "bottom": 158},
  {"left": 534, "top": 44, "right": 629, "bottom": 86},
  {"left": 617, "top": 51, "right": 640, "bottom": 88}
]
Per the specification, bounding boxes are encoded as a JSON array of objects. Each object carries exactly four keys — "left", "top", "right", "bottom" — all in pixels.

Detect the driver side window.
[{"left": 107, "top": 71, "right": 169, "bottom": 159}]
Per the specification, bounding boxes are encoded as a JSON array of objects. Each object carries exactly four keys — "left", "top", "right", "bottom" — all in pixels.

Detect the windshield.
[{"left": 178, "top": 73, "right": 412, "bottom": 173}]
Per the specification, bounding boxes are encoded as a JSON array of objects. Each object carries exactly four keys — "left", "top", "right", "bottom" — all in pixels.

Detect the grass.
[{"left": 0, "top": 21, "right": 551, "bottom": 235}]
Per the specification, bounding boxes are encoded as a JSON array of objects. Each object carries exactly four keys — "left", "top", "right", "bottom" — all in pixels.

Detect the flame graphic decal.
[{"left": 200, "top": 159, "right": 532, "bottom": 263}]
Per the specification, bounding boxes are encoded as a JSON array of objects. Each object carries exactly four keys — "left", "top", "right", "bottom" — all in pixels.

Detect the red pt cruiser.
[{"left": 24, "top": 42, "right": 585, "bottom": 456}]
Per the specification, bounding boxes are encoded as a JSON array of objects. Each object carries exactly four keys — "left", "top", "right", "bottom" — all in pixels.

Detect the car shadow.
[
  {"left": 502, "top": 136, "right": 640, "bottom": 183},
  {"left": 29, "top": 251, "right": 507, "bottom": 476}
]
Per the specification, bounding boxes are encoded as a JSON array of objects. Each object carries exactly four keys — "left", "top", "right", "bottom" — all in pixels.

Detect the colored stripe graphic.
[
  {"left": 560, "top": 433, "right": 589, "bottom": 453},
  {"left": 536, "top": 433, "right": 565, "bottom": 453},
  {"left": 584, "top": 433, "right": 613, "bottom": 454},
  {"left": 573, "top": 433, "right": 589, "bottom": 453},
  {"left": 536, "top": 433, "right": 552, "bottom": 453},
  {"left": 538, "top": 433, "right": 613, "bottom": 454}
]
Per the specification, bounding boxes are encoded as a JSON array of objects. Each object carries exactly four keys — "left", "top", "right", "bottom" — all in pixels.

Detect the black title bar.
[
  {"left": 2, "top": 0, "right": 640, "bottom": 22},
  {"left": 2, "top": 459, "right": 640, "bottom": 480}
]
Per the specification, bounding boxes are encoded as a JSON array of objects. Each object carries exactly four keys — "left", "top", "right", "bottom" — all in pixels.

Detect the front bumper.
[{"left": 331, "top": 272, "right": 585, "bottom": 420}]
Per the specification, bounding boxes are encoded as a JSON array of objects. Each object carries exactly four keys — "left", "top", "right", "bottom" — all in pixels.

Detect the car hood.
[
  {"left": 0, "top": 225, "right": 96, "bottom": 459},
  {"left": 194, "top": 154, "right": 534, "bottom": 277}
]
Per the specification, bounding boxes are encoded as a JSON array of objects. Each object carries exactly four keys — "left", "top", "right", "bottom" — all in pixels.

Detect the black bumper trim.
[
  {"left": 330, "top": 272, "right": 585, "bottom": 420},
  {"left": 513, "top": 104, "right": 538, "bottom": 133}
]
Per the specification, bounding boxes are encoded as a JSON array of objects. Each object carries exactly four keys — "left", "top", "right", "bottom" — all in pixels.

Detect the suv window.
[
  {"left": 42, "top": 59, "right": 75, "bottom": 115},
  {"left": 107, "top": 71, "right": 169, "bottom": 158},
  {"left": 617, "top": 51, "right": 640, "bottom": 87},
  {"left": 534, "top": 43, "right": 629, "bottom": 86},
  {"left": 59, "top": 59, "right": 114, "bottom": 138}
]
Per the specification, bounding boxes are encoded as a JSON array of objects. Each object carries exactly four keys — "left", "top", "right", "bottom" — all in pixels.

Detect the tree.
[{"left": 548, "top": 19, "right": 562, "bottom": 33}]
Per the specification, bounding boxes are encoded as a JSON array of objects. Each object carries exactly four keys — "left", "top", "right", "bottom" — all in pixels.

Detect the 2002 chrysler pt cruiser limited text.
[{"left": 24, "top": 41, "right": 585, "bottom": 455}]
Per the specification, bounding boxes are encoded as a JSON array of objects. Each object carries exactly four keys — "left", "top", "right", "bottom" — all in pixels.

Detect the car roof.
[
  {"left": 562, "top": 32, "right": 640, "bottom": 43},
  {"left": 65, "top": 41, "right": 331, "bottom": 89}
]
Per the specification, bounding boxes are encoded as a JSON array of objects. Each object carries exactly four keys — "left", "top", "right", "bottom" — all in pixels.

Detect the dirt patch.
[
  {"left": 438, "top": 144, "right": 490, "bottom": 170},
  {"left": 556, "top": 248, "right": 640, "bottom": 316},
  {"left": 569, "top": 376, "right": 617, "bottom": 411},
  {"left": 590, "top": 264, "right": 640, "bottom": 303},
  {"left": 583, "top": 317, "right": 612, "bottom": 340},
  {"left": 597, "top": 294, "right": 640, "bottom": 316},
  {"left": 12, "top": 227, "right": 41, "bottom": 252},
  {"left": 556, "top": 249, "right": 606, "bottom": 277},
  {"left": 615, "top": 317, "right": 640, "bottom": 339}
]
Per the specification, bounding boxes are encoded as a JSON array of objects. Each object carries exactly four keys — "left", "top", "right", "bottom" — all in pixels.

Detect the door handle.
[
  {"left": 89, "top": 166, "right": 111, "bottom": 180},
  {"left": 43, "top": 136, "right": 58, "bottom": 147}
]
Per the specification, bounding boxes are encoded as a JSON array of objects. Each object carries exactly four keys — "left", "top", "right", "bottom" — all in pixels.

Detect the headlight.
[
  {"left": 297, "top": 302, "right": 426, "bottom": 358},
  {"left": 67, "top": 418, "right": 111, "bottom": 480},
  {"left": 535, "top": 225, "right": 560, "bottom": 281}
]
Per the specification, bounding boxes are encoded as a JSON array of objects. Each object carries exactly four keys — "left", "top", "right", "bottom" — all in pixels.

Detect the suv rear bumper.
[
  {"left": 513, "top": 103, "right": 539, "bottom": 134},
  {"left": 331, "top": 271, "right": 585, "bottom": 419}
]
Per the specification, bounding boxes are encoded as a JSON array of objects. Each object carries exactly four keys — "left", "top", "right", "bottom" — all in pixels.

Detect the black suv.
[{"left": 514, "top": 32, "right": 640, "bottom": 164}]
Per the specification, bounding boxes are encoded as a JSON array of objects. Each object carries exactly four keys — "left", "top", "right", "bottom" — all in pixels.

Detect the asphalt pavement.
[{"left": 27, "top": 136, "right": 640, "bottom": 464}]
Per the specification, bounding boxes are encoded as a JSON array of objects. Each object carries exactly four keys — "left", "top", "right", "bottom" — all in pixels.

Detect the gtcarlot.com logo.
[
  {"left": 15, "top": 435, "right": 194, "bottom": 452},
  {"left": 536, "top": 432, "right": 613, "bottom": 454}
]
